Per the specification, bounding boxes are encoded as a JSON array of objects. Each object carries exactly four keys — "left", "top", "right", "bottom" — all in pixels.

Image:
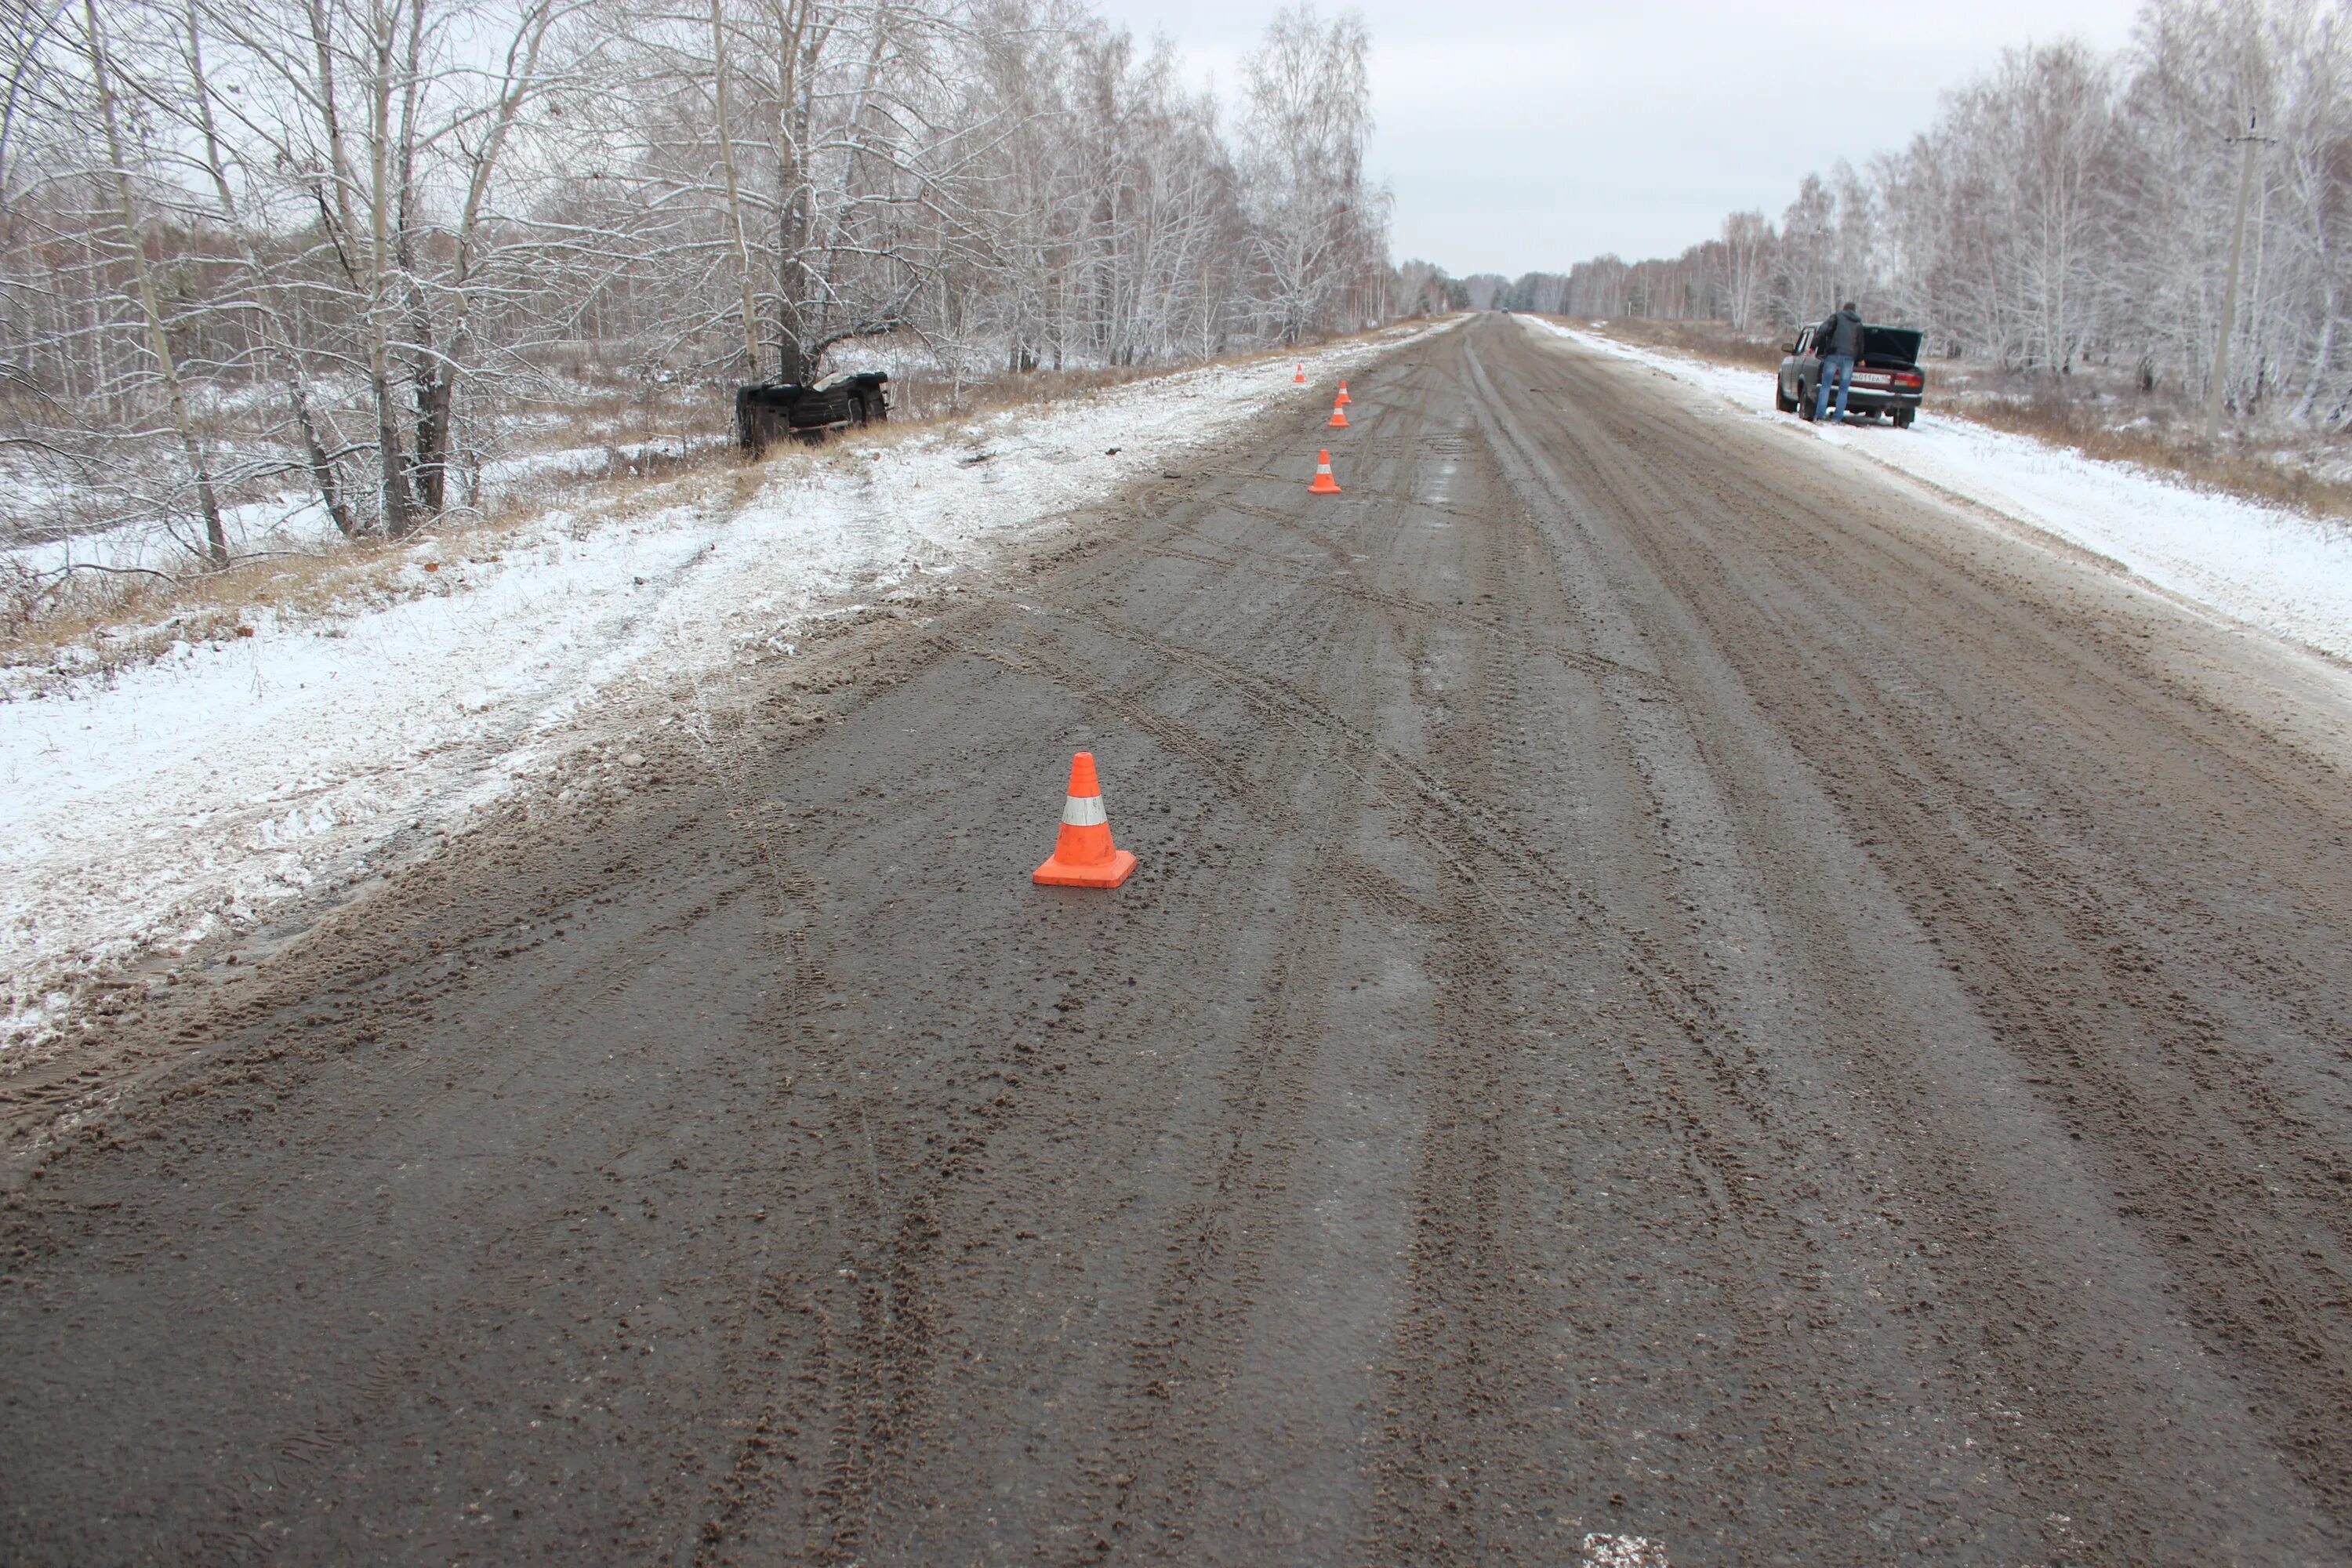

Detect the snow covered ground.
[
  {"left": 1, "top": 331, "right": 1431, "bottom": 1049},
  {"left": 1529, "top": 316, "right": 2352, "bottom": 664},
  {"left": 7, "top": 436, "right": 712, "bottom": 579}
]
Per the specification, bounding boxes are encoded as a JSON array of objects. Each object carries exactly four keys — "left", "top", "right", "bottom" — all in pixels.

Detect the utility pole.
[{"left": 2206, "top": 111, "right": 2278, "bottom": 442}]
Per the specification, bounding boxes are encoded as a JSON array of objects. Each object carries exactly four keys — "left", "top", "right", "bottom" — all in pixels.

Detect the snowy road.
[
  {"left": 5, "top": 315, "right": 2352, "bottom": 1565},
  {"left": 1537, "top": 316, "right": 2352, "bottom": 663},
  {"left": 0, "top": 330, "right": 1424, "bottom": 1054}
]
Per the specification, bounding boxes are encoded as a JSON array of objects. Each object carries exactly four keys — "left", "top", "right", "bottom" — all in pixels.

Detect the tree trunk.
[
  {"left": 413, "top": 365, "right": 452, "bottom": 514},
  {"left": 85, "top": 0, "right": 228, "bottom": 568},
  {"left": 712, "top": 0, "right": 763, "bottom": 376},
  {"left": 185, "top": 0, "right": 354, "bottom": 539},
  {"left": 396, "top": 0, "right": 450, "bottom": 517},
  {"left": 292, "top": 378, "right": 358, "bottom": 537},
  {"left": 2296, "top": 278, "right": 2336, "bottom": 426},
  {"left": 771, "top": 0, "right": 820, "bottom": 383}
]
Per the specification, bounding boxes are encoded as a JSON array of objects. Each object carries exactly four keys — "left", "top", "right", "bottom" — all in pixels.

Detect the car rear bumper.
[
  {"left": 1783, "top": 364, "right": 1926, "bottom": 411},
  {"left": 1807, "top": 375, "right": 1922, "bottom": 411},
  {"left": 1837, "top": 387, "right": 1922, "bottom": 412}
]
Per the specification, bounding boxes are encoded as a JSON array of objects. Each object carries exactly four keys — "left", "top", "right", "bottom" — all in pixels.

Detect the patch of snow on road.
[
  {"left": 0, "top": 328, "right": 1435, "bottom": 1047},
  {"left": 1526, "top": 317, "right": 2352, "bottom": 663}
]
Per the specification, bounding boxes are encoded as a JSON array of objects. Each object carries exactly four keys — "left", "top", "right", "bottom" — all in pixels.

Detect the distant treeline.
[{"left": 1491, "top": 0, "right": 2352, "bottom": 428}]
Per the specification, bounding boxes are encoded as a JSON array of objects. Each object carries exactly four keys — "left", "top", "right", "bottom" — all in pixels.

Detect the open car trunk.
[{"left": 1861, "top": 326, "right": 1922, "bottom": 367}]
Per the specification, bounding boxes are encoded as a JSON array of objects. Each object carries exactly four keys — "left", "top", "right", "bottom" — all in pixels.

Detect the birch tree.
[
  {"left": 1238, "top": 5, "right": 1378, "bottom": 345},
  {"left": 1539, "top": 0, "right": 2352, "bottom": 430},
  {"left": 2, "top": 0, "right": 1410, "bottom": 578},
  {"left": 1721, "top": 209, "right": 1773, "bottom": 331},
  {"left": 82, "top": 0, "right": 229, "bottom": 564}
]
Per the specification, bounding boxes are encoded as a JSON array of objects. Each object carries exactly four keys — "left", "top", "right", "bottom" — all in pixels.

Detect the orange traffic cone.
[
  {"left": 1294, "top": 363, "right": 1306, "bottom": 384},
  {"left": 1308, "top": 448, "right": 1341, "bottom": 494},
  {"left": 1033, "top": 751, "right": 1138, "bottom": 888},
  {"left": 1328, "top": 400, "right": 1349, "bottom": 428},
  {"left": 1335, "top": 380, "right": 1352, "bottom": 406}
]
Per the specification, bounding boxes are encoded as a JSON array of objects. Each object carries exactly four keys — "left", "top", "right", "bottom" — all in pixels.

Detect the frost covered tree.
[
  {"left": 1236, "top": 5, "right": 1384, "bottom": 343},
  {"left": 1537, "top": 0, "right": 2352, "bottom": 430},
  {"left": 0, "top": 0, "right": 1399, "bottom": 568},
  {"left": 1720, "top": 209, "right": 1773, "bottom": 332}
]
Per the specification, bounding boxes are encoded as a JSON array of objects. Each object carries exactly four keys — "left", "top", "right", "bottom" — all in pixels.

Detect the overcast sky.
[{"left": 1088, "top": 0, "right": 2148, "bottom": 277}]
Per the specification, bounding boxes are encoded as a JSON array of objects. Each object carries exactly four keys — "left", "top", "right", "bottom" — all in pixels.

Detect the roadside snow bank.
[
  {"left": 2, "top": 329, "right": 1434, "bottom": 1047},
  {"left": 1528, "top": 318, "right": 2352, "bottom": 663}
]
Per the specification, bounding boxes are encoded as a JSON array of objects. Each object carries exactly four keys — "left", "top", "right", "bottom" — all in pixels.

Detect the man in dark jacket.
[{"left": 1813, "top": 301, "right": 1865, "bottom": 423}]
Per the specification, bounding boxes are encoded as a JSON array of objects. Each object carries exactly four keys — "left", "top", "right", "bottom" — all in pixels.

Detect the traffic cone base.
[
  {"left": 1033, "top": 752, "right": 1138, "bottom": 888},
  {"left": 1328, "top": 404, "right": 1348, "bottom": 427},
  {"left": 1035, "top": 845, "right": 1137, "bottom": 888},
  {"left": 1308, "top": 448, "right": 1342, "bottom": 494}
]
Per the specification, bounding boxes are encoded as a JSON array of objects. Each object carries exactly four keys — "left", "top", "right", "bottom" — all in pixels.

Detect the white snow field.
[
  {"left": 5, "top": 437, "right": 715, "bottom": 580},
  {"left": 0, "top": 330, "right": 1429, "bottom": 1048},
  {"left": 1529, "top": 316, "right": 2352, "bottom": 665}
]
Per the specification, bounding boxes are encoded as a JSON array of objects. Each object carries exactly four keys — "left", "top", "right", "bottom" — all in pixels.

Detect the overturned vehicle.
[{"left": 735, "top": 370, "right": 891, "bottom": 452}]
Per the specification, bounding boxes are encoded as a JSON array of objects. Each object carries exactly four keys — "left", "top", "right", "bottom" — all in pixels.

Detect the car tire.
[
  {"left": 1893, "top": 408, "right": 1915, "bottom": 430},
  {"left": 1774, "top": 377, "right": 1796, "bottom": 413},
  {"left": 1796, "top": 383, "right": 1816, "bottom": 422}
]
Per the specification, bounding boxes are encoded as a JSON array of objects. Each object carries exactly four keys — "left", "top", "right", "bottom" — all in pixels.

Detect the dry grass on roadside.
[
  {"left": 877, "top": 328, "right": 1374, "bottom": 426},
  {"left": 1565, "top": 316, "right": 1788, "bottom": 374},
  {"left": 884, "top": 364, "right": 1167, "bottom": 424},
  {"left": 1956, "top": 394, "right": 2352, "bottom": 520},
  {"left": 772, "top": 328, "right": 1381, "bottom": 460},
  {"left": 6, "top": 545, "right": 413, "bottom": 691},
  {"left": 5, "top": 327, "right": 1400, "bottom": 683},
  {"left": 0, "top": 456, "right": 736, "bottom": 689}
]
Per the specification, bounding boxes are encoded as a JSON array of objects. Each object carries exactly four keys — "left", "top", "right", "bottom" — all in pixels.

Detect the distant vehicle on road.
[
  {"left": 1777, "top": 323, "right": 1925, "bottom": 427},
  {"left": 735, "top": 370, "right": 891, "bottom": 452}
]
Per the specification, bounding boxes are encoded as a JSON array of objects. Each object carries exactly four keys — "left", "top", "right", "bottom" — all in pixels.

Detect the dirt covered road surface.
[{"left": 7, "top": 314, "right": 2352, "bottom": 1566}]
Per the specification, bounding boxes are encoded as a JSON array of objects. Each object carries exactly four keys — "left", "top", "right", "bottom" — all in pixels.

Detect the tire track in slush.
[
  {"left": 1363, "top": 328, "right": 1959, "bottom": 1563},
  {"left": 683, "top": 356, "right": 1458, "bottom": 1563},
  {"left": 1495, "top": 321, "right": 2349, "bottom": 1558},
  {"left": 9, "top": 320, "right": 2350, "bottom": 1568}
]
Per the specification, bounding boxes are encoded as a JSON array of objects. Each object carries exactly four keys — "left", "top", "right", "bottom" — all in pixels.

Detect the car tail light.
[{"left": 1896, "top": 372, "right": 1922, "bottom": 389}]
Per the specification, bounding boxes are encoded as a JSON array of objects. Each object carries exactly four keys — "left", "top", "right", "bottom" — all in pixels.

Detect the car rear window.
[{"left": 1864, "top": 327, "right": 1922, "bottom": 365}]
